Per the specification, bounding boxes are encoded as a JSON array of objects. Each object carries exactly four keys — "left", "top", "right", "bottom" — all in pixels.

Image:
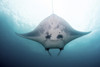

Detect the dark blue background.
[{"left": 0, "top": 10, "right": 100, "bottom": 67}]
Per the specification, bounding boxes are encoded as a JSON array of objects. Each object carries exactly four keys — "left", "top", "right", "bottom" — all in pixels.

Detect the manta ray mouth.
[
  {"left": 44, "top": 40, "right": 65, "bottom": 56},
  {"left": 44, "top": 39, "right": 65, "bottom": 49}
]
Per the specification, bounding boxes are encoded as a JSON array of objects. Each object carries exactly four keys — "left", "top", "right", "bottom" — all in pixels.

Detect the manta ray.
[{"left": 17, "top": 14, "right": 90, "bottom": 55}]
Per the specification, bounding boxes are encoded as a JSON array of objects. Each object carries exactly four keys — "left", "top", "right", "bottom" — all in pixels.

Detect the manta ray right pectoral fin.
[{"left": 69, "top": 30, "right": 91, "bottom": 40}]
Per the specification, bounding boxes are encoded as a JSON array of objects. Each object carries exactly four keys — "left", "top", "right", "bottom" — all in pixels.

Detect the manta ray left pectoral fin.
[{"left": 15, "top": 32, "right": 41, "bottom": 43}]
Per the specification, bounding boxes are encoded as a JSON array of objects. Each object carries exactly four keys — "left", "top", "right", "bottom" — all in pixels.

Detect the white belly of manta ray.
[{"left": 17, "top": 14, "right": 90, "bottom": 56}]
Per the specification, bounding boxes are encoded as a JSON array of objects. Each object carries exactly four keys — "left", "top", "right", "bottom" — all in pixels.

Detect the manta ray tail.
[
  {"left": 57, "top": 48, "right": 63, "bottom": 56},
  {"left": 48, "top": 51, "right": 51, "bottom": 56},
  {"left": 45, "top": 48, "right": 51, "bottom": 56}
]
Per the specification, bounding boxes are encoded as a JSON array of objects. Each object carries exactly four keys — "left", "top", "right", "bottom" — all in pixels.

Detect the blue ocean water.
[{"left": 0, "top": 1, "right": 100, "bottom": 67}]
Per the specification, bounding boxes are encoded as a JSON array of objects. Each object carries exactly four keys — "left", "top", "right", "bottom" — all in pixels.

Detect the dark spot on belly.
[
  {"left": 45, "top": 32, "right": 52, "bottom": 39},
  {"left": 57, "top": 34, "right": 63, "bottom": 39}
]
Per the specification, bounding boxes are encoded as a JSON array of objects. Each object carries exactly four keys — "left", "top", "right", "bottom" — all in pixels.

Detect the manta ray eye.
[{"left": 57, "top": 34, "right": 63, "bottom": 39}]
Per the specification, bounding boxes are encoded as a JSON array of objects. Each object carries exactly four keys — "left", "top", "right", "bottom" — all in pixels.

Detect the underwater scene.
[{"left": 0, "top": 0, "right": 100, "bottom": 67}]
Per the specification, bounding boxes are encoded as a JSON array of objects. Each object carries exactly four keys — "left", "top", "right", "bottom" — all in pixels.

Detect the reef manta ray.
[{"left": 17, "top": 14, "right": 90, "bottom": 55}]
